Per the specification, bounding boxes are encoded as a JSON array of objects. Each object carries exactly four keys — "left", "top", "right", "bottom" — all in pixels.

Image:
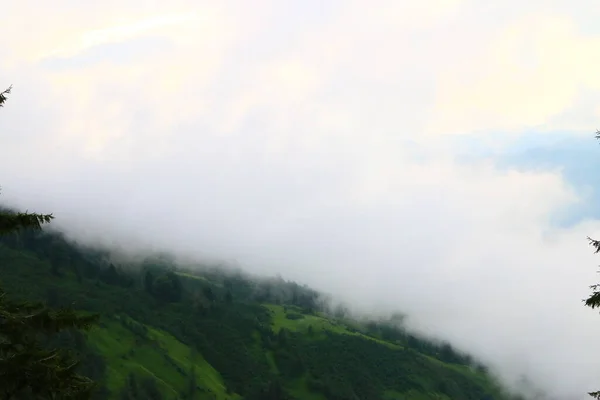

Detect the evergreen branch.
[
  {"left": 584, "top": 292, "right": 600, "bottom": 309},
  {"left": 0, "top": 211, "right": 54, "bottom": 234},
  {"left": 0, "top": 85, "right": 11, "bottom": 107},
  {"left": 588, "top": 237, "right": 600, "bottom": 254}
]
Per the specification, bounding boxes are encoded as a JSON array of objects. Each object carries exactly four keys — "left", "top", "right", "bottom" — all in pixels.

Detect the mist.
[{"left": 2, "top": 1, "right": 600, "bottom": 398}]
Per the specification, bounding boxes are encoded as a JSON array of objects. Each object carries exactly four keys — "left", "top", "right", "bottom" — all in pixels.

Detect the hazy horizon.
[{"left": 2, "top": 1, "right": 600, "bottom": 398}]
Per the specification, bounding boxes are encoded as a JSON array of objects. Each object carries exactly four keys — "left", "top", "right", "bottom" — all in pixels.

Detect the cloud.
[
  {"left": 2, "top": 1, "right": 600, "bottom": 399},
  {"left": 428, "top": 12, "right": 600, "bottom": 135},
  {"left": 46, "top": 13, "right": 198, "bottom": 59},
  {"left": 40, "top": 36, "right": 174, "bottom": 70}
]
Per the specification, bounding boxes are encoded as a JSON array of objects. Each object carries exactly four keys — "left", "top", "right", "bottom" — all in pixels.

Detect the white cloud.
[
  {"left": 43, "top": 13, "right": 199, "bottom": 60},
  {"left": 2, "top": 1, "right": 600, "bottom": 398},
  {"left": 428, "top": 12, "right": 600, "bottom": 135}
]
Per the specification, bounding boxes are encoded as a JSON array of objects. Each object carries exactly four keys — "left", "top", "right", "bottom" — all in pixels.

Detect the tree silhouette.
[
  {"left": 584, "top": 130, "right": 600, "bottom": 399},
  {"left": 0, "top": 85, "right": 99, "bottom": 399}
]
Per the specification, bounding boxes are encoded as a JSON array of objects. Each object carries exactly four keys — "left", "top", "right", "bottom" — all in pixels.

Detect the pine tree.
[
  {"left": 584, "top": 130, "right": 600, "bottom": 399},
  {"left": 0, "top": 85, "right": 99, "bottom": 399}
]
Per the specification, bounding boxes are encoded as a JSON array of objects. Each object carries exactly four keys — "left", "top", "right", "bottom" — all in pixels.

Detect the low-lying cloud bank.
[{"left": 2, "top": 135, "right": 600, "bottom": 399}]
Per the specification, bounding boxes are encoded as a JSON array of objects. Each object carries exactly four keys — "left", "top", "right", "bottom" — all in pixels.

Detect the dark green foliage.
[
  {"left": 149, "top": 271, "right": 182, "bottom": 303},
  {"left": 285, "top": 312, "right": 303, "bottom": 321},
  {"left": 0, "top": 214, "right": 99, "bottom": 398},
  {"left": 585, "top": 237, "right": 600, "bottom": 311},
  {"left": 202, "top": 286, "right": 215, "bottom": 302},
  {"left": 248, "top": 276, "right": 320, "bottom": 312},
  {"left": 118, "top": 374, "right": 161, "bottom": 400},
  {"left": 352, "top": 319, "right": 473, "bottom": 367},
  {"left": 246, "top": 378, "right": 291, "bottom": 400},
  {"left": 0, "top": 294, "right": 98, "bottom": 399},
  {"left": 143, "top": 271, "right": 154, "bottom": 294},
  {"left": 42, "top": 329, "right": 108, "bottom": 399},
  {"left": 224, "top": 290, "right": 233, "bottom": 304},
  {"left": 185, "top": 302, "right": 273, "bottom": 394},
  {"left": 0, "top": 206, "right": 54, "bottom": 236},
  {"left": 0, "top": 217, "right": 519, "bottom": 400},
  {"left": 270, "top": 329, "right": 492, "bottom": 400}
]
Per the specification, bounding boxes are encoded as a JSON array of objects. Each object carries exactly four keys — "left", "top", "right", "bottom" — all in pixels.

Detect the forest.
[{"left": 0, "top": 212, "right": 522, "bottom": 400}]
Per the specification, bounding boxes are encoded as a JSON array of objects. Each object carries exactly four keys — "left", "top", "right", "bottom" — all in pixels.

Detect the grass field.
[
  {"left": 87, "top": 315, "right": 239, "bottom": 400},
  {"left": 264, "top": 304, "right": 402, "bottom": 349}
]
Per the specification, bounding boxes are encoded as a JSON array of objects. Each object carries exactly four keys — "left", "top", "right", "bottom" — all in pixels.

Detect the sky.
[{"left": 2, "top": 1, "right": 600, "bottom": 398}]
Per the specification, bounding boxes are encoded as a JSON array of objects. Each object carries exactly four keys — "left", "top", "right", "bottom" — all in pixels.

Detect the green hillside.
[
  {"left": 87, "top": 315, "right": 235, "bottom": 399},
  {"left": 0, "top": 225, "right": 521, "bottom": 400}
]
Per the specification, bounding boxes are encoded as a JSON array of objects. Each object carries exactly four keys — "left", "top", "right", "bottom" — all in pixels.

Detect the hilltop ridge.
[{"left": 0, "top": 221, "right": 524, "bottom": 400}]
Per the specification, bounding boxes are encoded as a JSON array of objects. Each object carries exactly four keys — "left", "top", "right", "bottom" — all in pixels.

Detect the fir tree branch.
[
  {"left": 0, "top": 85, "right": 11, "bottom": 107},
  {"left": 0, "top": 211, "right": 54, "bottom": 234},
  {"left": 587, "top": 237, "right": 600, "bottom": 254}
]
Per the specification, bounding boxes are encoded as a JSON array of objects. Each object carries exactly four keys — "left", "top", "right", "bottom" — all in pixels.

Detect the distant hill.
[{"left": 0, "top": 223, "right": 523, "bottom": 400}]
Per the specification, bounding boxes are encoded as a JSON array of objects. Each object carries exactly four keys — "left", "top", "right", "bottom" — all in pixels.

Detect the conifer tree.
[
  {"left": 584, "top": 130, "right": 600, "bottom": 399},
  {"left": 0, "top": 85, "right": 99, "bottom": 399}
]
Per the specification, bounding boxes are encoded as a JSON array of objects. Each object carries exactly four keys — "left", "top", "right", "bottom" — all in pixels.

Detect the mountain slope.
[
  {"left": 87, "top": 315, "right": 235, "bottom": 399},
  {"left": 0, "top": 226, "right": 520, "bottom": 400}
]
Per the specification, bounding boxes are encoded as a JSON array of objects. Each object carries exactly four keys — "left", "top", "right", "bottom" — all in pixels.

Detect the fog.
[{"left": 2, "top": 1, "right": 600, "bottom": 398}]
